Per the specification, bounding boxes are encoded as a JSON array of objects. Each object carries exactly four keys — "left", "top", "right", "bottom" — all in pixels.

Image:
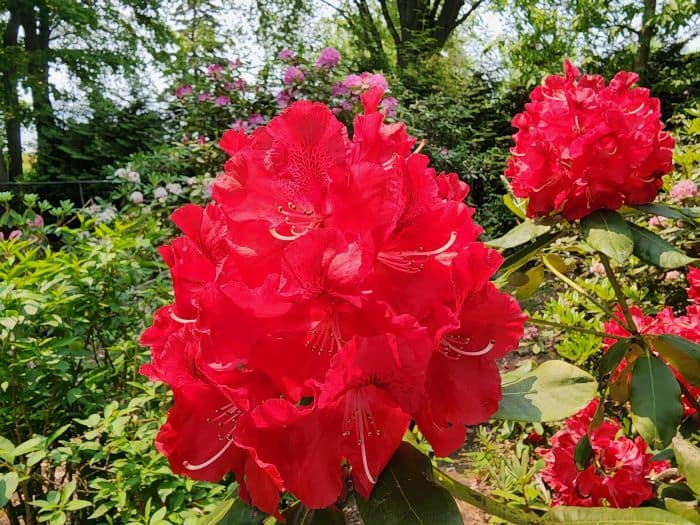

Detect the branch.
[
  {"left": 449, "top": 0, "right": 484, "bottom": 32},
  {"left": 378, "top": 0, "right": 401, "bottom": 45}
]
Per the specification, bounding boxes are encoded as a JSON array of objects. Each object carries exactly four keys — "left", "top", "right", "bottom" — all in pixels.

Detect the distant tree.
[{"left": 0, "top": 0, "right": 171, "bottom": 180}]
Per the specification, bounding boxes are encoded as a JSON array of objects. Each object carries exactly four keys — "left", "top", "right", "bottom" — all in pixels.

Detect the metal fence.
[{"left": 0, "top": 180, "right": 120, "bottom": 207}]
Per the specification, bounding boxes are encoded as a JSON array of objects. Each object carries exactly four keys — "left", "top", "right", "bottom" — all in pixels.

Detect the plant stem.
[
  {"left": 527, "top": 317, "right": 626, "bottom": 340},
  {"left": 598, "top": 253, "right": 639, "bottom": 336},
  {"left": 541, "top": 254, "right": 620, "bottom": 322},
  {"left": 677, "top": 378, "right": 700, "bottom": 416},
  {"left": 433, "top": 468, "right": 545, "bottom": 525}
]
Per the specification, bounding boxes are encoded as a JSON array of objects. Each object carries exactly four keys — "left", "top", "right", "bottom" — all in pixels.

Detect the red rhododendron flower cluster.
[
  {"left": 538, "top": 399, "right": 669, "bottom": 507},
  {"left": 604, "top": 274, "right": 700, "bottom": 417},
  {"left": 505, "top": 60, "right": 675, "bottom": 220},
  {"left": 140, "top": 88, "right": 525, "bottom": 515}
]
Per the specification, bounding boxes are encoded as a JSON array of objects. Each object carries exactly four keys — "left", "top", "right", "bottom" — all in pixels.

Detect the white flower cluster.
[
  {"left": 114, "top": 166, "right": 141, "bottom": 184},
  {"left": 85, "top": 204, "right": 118, "bottom": 224}
]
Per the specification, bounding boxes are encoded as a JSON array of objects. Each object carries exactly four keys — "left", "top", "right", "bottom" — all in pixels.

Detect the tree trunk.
[
  {"left": 22, "top": 0, "right": 55, "bottom": 176},
  {"left": 634, "top": 0, "right": 656, "bottom": 83},
  {"left": 2, "top": 3, "right": 23, "bottom": 181}
]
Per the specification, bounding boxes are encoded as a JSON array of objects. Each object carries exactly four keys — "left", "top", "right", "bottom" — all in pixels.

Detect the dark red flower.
[
  {"left": 505, "top": 60, "right": 675, "bottom": 220},
  {"left": 141, "top": 91, "right": 524, "bottom": 513},
  {"left": 538, "top": 399, "right": 668, "bottom": 507}
]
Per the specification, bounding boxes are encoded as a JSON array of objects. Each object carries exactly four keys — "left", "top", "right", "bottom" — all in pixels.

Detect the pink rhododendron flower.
[
  {"left": 229, "top": 57, "right": 242, "bottom": 69},
  {"left": 379, "top": 96, "right": 398, "bottom": 117},
  {"left": 207, "top": 63, "right": 223, "bottom": 77},
  {"left": 230, "top": 119, "right": 248, "bottom": 132},
  {"left": 331, "top": 82, "right": 349, "bottom": 98},
  {"left": 275, "top": 90, "right": 292, "bottom": 108},
  {"left": 141, "top": 90, "right": 525, "bottom": 514},
  {"left": 343, "top": 72, "right": 389, "bottom": 93},
  {"left": 233, "top": 78, "right": 247, "bottom": 91},
  {"left": 247, "top": 113, "right": 264, "bottom": 127},
  {"left": 214, "top": 96, "right": 231, "bottom": 106},
  {"left": 589, "top": 261, "right": 606, "bottom": 277},
  {"left": 277, "top": 48, "right": 295, "bottom": 61},
  {"left": 664, "top": 270, "right": 682, "bottom": 281},
  {"left": 283, "top": 66, "right": 305, "bottom": 85},
  {"left": 670, "top": 180, "right": 698, "bottom": 201},
  {"left": 505, "top": 60, "right": 675, "bottom": 220},
  {"left": 198, "top": 92, "right": 210, "bottom": 102},
  {"left": 648, "top": 215, "right": 669, "bottom": 228},
  {"left": 539, "top": 399, "right": 668, "bottom": 507},
  {"left": 315, "top": 47, "right": 341, "bottom": 68},
  {"left": 27, "top": 215, "right": 44, "bottom": 228},
  {"left": 175, "top": 85, "right": 193, "bottom": 97}
]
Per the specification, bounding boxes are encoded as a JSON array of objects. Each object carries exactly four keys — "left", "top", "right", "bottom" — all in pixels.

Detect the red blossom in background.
[
  {"left": 505, "top": 60, "right": 675, "bottom": 220},
  {"left": 140, "top": 89, "right": 525, "bottom": 513},
  {"left": 538, "top": 399, "right": 669, "bottom": 507}
]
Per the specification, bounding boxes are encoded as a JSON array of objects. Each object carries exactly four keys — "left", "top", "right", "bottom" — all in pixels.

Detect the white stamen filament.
[
  {"left": 268, "top": 202, "right": 324, "bottom": 241},
  {"left": 378, "top": 231, "right": 457, "bottom": 273},
  {"left": 625, "top": 102, "right": 645, "bottom": 115},
  {"left": 183, "top": 403, "right": 241, "bottom": 471},
  {"left": 343, "top": 389, "right": 379, "bottom": 485},
  {"left": 306, "top": 312, "right": 343, "bottom": 355},
  {"left": 183, "top": 439, "right": 234, "bottom": 471},
  {"left": 440, "top": 335, "right": 495, "bottom": 359},
  {"left": 170, "top": 310, "right": 196, "bottom": 324}
]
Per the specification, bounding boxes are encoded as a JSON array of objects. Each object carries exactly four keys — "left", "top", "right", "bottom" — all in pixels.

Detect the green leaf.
[
  {"left": 634, "top": 203, "right": 700, "bottom": 221},
  {"left": 545, "top": 505, "right": 696, "bottom": 524},
  {"left": 493, "top": 360, "right": 597, "bottom": 422},
  {"left": 498, "top": 231, "right": 561, "bottom": 277},
  {"left": 486, "top": 221, "right": 551, "bottom": 249},
  {"left": 574, "top": 434, "right": 593, "bottom": 471},
  {"left": 283, "top": 503, "right": 346, "bottom": 525},
  {"left": 673, "top": 437, "right": 700, "bottom": 495},
  {"left": 626, "top": 222, "right": 698, "bottom": 269},
  {"left": 665, "top": 499, "right": 700, "bottom": 525},
  {"left": 199, "top": 498, "right": 266, "bottom": 525},
  {"left": 652, "top": 335, "right": 700, "bottom": 387},
  {"left": 0, "top": 472, "right": 19, "bottom": 508},
  {"left": 503, "top": 193, "right": 527, "bottom": 220},
  {"left": 355, "top": 442, "right": 462, "bottom": 525},
  {"left": 599, "top": 339, "right": 632, "bottom": 376},
  {"left": 513, "top": 265, "right": 544, "bottom": 300},
  {"left": 581, "top": 210, "right": 633, "bottom": 263},
  {"left": 630, "top": 355, "right": 682, "bottom": 449}
]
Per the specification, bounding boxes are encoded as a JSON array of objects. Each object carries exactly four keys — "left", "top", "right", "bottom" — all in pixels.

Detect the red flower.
[
  {"left": 505, "top": 60, "right": 675, "bottom": 220},
  {"left": 538, "top": 399, "right": 668, "bottom": 507},
  {"left": 141, "top": 90, "right": 524, "bottom": 512},
  {"left": 688, "top": 267, "right": 700, "bottom": 304}
]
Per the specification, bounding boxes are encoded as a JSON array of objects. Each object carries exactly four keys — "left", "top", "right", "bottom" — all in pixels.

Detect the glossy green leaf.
[
  {"left": 599, "top": 339, "right": 631, "bottom": 376},
  {"left": 0, "top": 471, "right": 19, "bottom": 508},
  {"left": 630, "top": 355, "right": 683, "bottom": 449},
  {"left": 503, "top": 193, "right": 527, "bottom": 220},
  {"left": 634, "top": 203, "right": 700, "bottom": 221},
  {"left": 493, "top": 360, "right": 597, "bottom": 422},
  {"left": 513, "top": 265, "right": 544, "bottom": 300},
  {"left": 652, "top": 335, "right": 700, "bottom": 387},
  {"left": 673, "top": 437, "right": 700, "bottom": 495},
  {"left": 486, "top": 221, "right": 551, "bottom": 249},
  {"left": 546, "top": 505, "right": 696, "bottom": 524},
  {"left": 581, "top": 210, "right": 633, "bottom": 263},
  {"left": 626, "top": 222, "right": 698, "bottom": 269},
  {"left": 200, "top": 498, "right": 266, "bottom": 525},
  {"left": 355, "top": 442, "right": 462, "bottom": 525},
  {"left": 498, "top": 231, "right": 561, "bottom": 277},
  {"left": 665, "top": 499, "right": 700, "bottom": 525},
  {"left": 574, "top": 434, "right": 593, "bottom": 471}
]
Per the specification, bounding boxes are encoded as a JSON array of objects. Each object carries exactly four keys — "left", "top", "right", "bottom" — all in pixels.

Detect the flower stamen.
[{"left": 378, "top": 231, "right": 457, "bottom": 273}]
